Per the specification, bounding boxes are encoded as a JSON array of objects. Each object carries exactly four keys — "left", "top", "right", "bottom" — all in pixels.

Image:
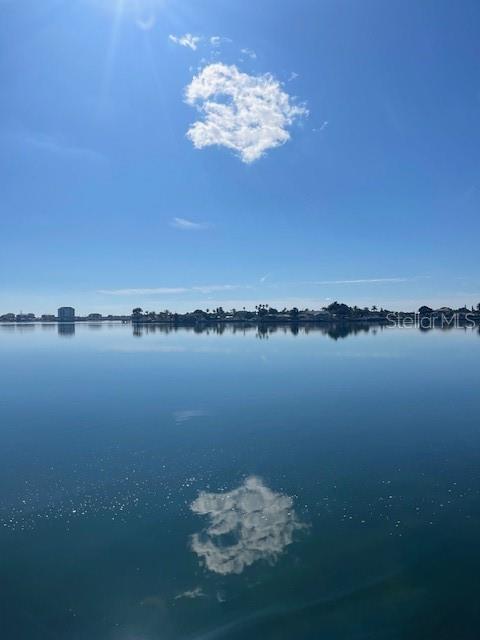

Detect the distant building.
[
  {"left": 16, "top": 313, "right": 36, "bottom": 322},
  {"left": 58, "top": 306, "right": 75, "bottom": 322},
  {"left": 0, "top": 313, "right": 16, "bottom": 322},
  {"left": 41, "top": 314, "right": 56, "bottom": 321},
  {"left": 87, "top": 313, "right": 102, "bottom": 320}
]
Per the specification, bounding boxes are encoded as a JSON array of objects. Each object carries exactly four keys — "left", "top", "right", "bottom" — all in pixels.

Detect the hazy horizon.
[{"left": 2, "top": 291, "right": 480, "bottom": 317}]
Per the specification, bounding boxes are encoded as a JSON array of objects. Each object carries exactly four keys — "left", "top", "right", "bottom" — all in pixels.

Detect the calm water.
[{"left": 1, "top": 322, "right": 480, "bottom": 639}]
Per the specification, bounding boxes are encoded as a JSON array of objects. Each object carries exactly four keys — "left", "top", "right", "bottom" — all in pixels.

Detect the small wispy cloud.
[
  {"left": 194, "top": 284, "right": 243, "bottom": 294},
  {"left": 185, "top": 63, "right": 308, "bottom": 163},
  {"left": 312, "top": 278, "right": 410, "bottom": 285},
  {"left": 5, "top": 130, "right": 104, "bottom": 162},
  {"left": 98, "top": 284, "right": 247, "bottom": 296},
  {"left": 240, "top": 47, "right": 257, "bottom": 60},
  {"left": 210, "top": 36, "right": 231, "bottom": 47},
  {"left": 313, "top": 120, "right": 329, "bottom": 133},
  {"left": 170, "top": 217, "right": 211, "bottom": 231},
  {"left": 98, "top": 287, "right": 189, "bottom": 296},
  {"left": 169, "top": 33, "right": 201, "bottom": 50}
]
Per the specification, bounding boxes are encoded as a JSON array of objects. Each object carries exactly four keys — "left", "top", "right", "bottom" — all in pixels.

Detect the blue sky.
[{"left": 1, "top": 0, "right": 480, "bottom": 314}]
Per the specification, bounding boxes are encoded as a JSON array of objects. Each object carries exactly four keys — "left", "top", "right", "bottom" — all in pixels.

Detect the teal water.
[{"left": 0, "top": 322, "right": 479, "bottom": 639}]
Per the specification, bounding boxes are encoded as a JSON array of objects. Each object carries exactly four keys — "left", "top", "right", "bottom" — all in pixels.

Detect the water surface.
[{"left": 1, "top": 323, "right": 479, "bottom": 639}]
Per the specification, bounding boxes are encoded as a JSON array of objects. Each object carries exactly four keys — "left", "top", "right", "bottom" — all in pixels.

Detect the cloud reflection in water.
[{"left": 190, "top": 477, "right": 304, "bottom": 575}]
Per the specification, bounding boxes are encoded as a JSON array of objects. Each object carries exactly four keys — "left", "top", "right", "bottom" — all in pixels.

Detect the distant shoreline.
[
  {"left": 2, "top": 315, "right": 480, "bottom": 328},
  {"left": 2, "top": 303, "right": 480, "bottom": 328}
]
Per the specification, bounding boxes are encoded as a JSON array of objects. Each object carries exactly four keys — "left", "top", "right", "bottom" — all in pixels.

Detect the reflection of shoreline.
[
  {"left": 133, "top": 322, "right": 382, "bottom": 340},
  {"left": 58, "top": 323, "right": 75, "bottom": 337},
  {"left": 1, "top": 321, "right": 479, "bottom": 341},
  {"left": 131, "top": 321, "right": 480, "bottom": 340}
]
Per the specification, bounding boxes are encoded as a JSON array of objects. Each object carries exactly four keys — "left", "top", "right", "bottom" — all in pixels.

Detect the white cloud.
[
  {"left": 240, "top": 47, "right": 257, "bottom": 59},
  {"left": 184, "top": 63, "right": 308, "bottom": 163},
  {"left": 170, "top": 217, "right": 210, "bottom": 230},
  {"left": 169, "top": 33, "right": 201, "bottom": 50},
  {"left": 190, "top": 476, "right": 305, "bottom": 575},
  {"left": 193, "top": 284, "right": 241, "bottom": 294},
  {"left": 97, "top": 284, "right": 246, "bottom": 296},
  {"left": 98, "top": 287, "right": 188, "bottom": 296},
  {"left": 209, "top": 35, "right": 230, "bottom": 47},
  {"left": 313, "top": 120, "right": 329, "bottom": 133},
  {"left": 312, "top": 278, "right": 410, "bottom": 285},
  {"left": 5, "top": 130, "right": 104, "bottom": 162}
]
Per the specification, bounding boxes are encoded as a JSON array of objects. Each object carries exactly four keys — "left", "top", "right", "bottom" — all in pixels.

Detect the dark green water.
[{"left": 1, "top": 322, "right": 479, "bottom": 639}]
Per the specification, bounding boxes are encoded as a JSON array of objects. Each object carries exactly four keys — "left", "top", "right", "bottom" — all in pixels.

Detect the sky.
[{"left": 1, "top": 0, "right": 480, "bottom": 315}]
